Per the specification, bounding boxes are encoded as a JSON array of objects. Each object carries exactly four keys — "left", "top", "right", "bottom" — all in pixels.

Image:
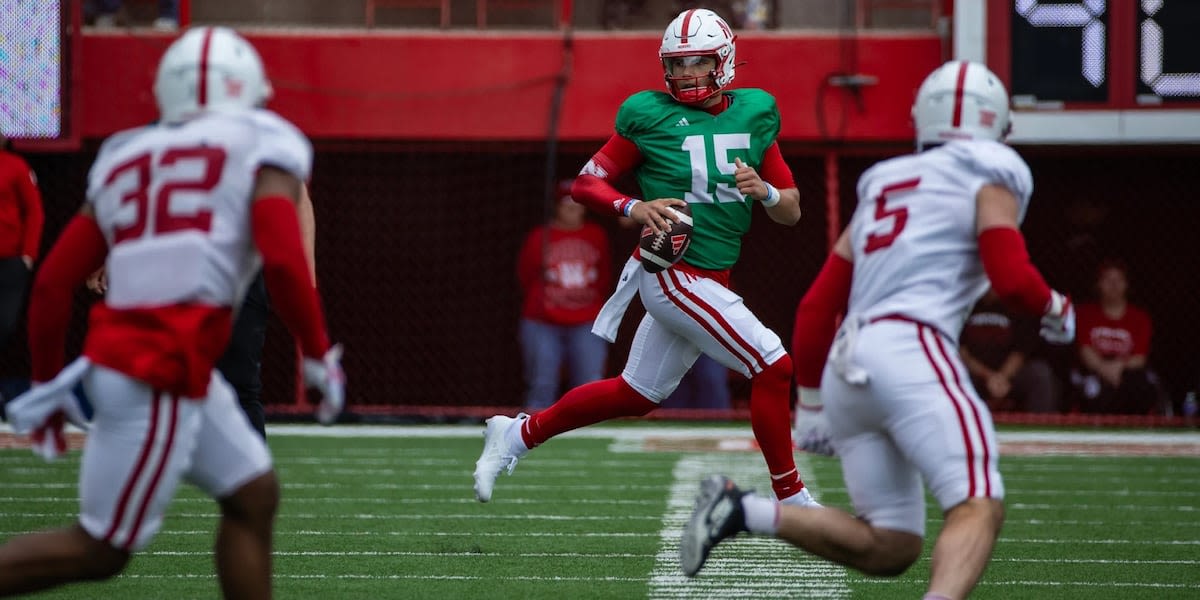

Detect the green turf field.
[{"left": 1, "top": 424, "right": 1197, "bottom": 598}]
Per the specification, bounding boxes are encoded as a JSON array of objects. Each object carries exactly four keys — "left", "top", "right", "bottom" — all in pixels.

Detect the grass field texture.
[{"left": 1, "top": 424, "right": 1198, "bottom": 599}]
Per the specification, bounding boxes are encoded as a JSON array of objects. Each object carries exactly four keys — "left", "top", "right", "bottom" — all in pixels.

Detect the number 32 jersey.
[
  {"left": 82, "top": 108, "right": 312, "bottom": 396},
  {"left": 846, "top": 140, "right": 1033, "bottom": 341}
]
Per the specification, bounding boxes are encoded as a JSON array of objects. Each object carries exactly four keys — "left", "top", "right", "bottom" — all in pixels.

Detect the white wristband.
[
  {"left": 760, "top": 183, "right": 781, "bottom": 208},
  {"left": 620, "top": 198, "right": 641, "bottom": 217}
]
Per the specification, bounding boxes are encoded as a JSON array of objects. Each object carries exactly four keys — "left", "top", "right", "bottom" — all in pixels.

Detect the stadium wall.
[
  {"left": 4, "top": 30, "right": 1198, "bottom": 423},
  {"left": 78, "top": 31, "right": 942, "bottom": 142}
]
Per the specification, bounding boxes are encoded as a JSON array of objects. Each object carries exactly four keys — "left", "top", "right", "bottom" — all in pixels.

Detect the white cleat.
[
  {"left": 473, "top": 414, "right": 526, "bottom": 503},
  {"left": 779, "top": 486, "right": 822, "bottom": 508}
]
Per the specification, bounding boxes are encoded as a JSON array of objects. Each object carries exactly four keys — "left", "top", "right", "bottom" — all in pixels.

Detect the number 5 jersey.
[{"left": 847, "top": 139, "right": 1034, "bottom": 340}]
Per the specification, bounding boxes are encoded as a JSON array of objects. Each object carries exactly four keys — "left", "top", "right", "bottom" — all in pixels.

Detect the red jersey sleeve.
[
  {"left": 792, "top": 252, "right": 852, "bottom": 387},
  {"left": 571, "top": 134, "right": 643, "bottom": 217},
  {"left": 28, "top": 214, "right": 108, "bottom": 381},
  {"left": 758, "top": 143, "right": 796, "bottom": 190}
]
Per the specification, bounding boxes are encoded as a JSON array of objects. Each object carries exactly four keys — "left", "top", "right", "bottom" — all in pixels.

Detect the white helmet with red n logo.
[
  {"left": 154, "top": 26, "right": 273, "bottom": 124},
  {"left": 659, "top": 9, "right": 736, "bottom": 104},
  {"left": 912, "top": 60, "right": 1012, "bottom": 150}
]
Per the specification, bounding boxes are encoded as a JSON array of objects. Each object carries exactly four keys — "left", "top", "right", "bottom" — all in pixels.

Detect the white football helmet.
[
  {"left": 659, "top": 9, "right": 736, "bottom": 104},
  {"left": 153, "top": 26, "right": 272, "bottom": 124},
  {"left": 912, "top": 60, "right": 1011, "bottom": 150}
]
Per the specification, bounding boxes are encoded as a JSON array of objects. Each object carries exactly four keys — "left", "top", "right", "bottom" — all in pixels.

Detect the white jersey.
[
  {"left": 846, "top": 140, "right": 1032, "bottom": 340},
  {"left": 86, "top": 108, "right": 312, "bottom": 311}
]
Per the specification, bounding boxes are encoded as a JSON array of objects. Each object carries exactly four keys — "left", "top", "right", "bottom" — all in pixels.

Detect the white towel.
[
  {"left": 7, "top": 357, "right": 92, "bottom": 434},
  {"left": 591, "top": 257, "right": 642, "bottom": 343},
  {"left": 829, "top": 317, "right": 869, "bottom": 385}
]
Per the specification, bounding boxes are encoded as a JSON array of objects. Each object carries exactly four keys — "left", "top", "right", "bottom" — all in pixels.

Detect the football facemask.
[{"left": 659, "top": 9, "right": 736, "bottom": 104}]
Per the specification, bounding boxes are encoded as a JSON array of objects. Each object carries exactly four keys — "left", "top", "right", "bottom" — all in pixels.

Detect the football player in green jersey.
[{"left": 475, "top": 8, "right": 817, "bottom": 509}]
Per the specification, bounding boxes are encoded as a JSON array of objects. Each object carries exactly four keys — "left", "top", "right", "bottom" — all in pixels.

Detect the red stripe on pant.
[
  {"left": 123, "top": 395, "right": 181, "bottom": 551},
  {"left": 915, "top": 323, "right": 985, "bottom": 498},
  {"left": 104, "top": 395, "right": 162, "bottom": 544},
  {"left": 102, "top": 393, "right": 180, "bottom": 550},
  {"left": 930, "top": 330, "right": 993, "bottom": 497},
  {"left": 659, "top": 269, "right": 767, "bottom": 373}
]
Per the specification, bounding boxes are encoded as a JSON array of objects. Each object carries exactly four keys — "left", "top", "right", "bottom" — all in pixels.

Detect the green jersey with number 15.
[{"left": 615, "top": 88, "right": 781, "bottom": 270}]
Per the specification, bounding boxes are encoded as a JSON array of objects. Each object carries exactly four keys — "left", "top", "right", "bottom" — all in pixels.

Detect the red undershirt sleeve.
[
  {"left": 978, "top": 226, "right": 1053, "bottom": 315},
  {"left": 757, "top": 143, "right": 796, "bottom": 189},
  {"left": 571, "top": 134, "right": 643, "bottom": 217},
  {"left": 791, "top": 252, "right": 853, "bottom": 387},
  {"left": 28, "top": 215, "right": 108, "bottom": 381},
  {"left": 252, "top": 195, "right": 331, "bottom": 358}
]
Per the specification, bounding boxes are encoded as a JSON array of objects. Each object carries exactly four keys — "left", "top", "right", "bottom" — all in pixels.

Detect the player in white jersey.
[
  {"left": 680, "top": 61, "right": 1075, "bottom": 600},
  {"left": 0, "top": 27, "right": 343, "bottom": 598}
]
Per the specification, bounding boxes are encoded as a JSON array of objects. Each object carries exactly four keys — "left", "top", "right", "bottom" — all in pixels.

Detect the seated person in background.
[
  {"left": 960, "top": 290, "right": 1061, "bottom": 413},
  {"left": 1072, "top": 259, "right": 1165, "bottom": 415}
]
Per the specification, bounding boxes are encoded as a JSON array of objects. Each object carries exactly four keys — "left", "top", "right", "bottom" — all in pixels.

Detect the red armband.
[
  {"left": 29, "top": 215, "right": 107, "bottom": 381},
  {"left": 978, "top": 226, "right": 1052, "bottom": 315},
  {"left": 792, "top": 252, "right": 852, "bottom": 388},
  {"left": 252, "top": 195, "right": 330, "bottom": 358}
]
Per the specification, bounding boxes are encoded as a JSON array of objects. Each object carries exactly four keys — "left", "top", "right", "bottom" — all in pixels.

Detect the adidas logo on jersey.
[{"left": 674, "top": 117, "right": 690, "bottom": 127}]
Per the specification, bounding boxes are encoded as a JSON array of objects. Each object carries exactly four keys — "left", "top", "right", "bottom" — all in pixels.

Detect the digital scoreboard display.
[
  {"left": 1006, "top": 0, "right": 1200, "bottom": 108},
  {"left": 0, "top": 0, "right": 63, "bottom": 139},
  {"left": 1134, "top": 1, "right": 1200, "bottom": 104}
]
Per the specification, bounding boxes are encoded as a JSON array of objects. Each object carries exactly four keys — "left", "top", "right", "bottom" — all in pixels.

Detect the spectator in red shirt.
[
  {"left": 0, "top": 132, "right": 44, "bottom": 350},
  {"left": 960, "top": 290, "right": 1062, "bottom": 413},
  {"left": 516, "top": 181, "right": 613, "bottom": 410},
  {"left": 1072, "top": 259, "right": 1165, "bottom": 414}
]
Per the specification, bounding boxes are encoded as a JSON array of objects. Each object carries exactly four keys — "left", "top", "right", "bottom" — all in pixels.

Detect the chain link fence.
[{"left": 2, "top": 145, "right": 1197, "bottom": 418}]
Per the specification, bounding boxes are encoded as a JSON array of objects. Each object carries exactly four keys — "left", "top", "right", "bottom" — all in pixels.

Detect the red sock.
[
  {"left": 521, "top": 377, "right": 657, "bottom": 448},
  {"left": 751, "top": 354, "right": 806, "bottom": 500}
]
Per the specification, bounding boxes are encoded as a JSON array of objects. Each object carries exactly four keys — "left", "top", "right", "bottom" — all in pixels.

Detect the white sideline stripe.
[
  {"left": 130, "top": 550, "right": 1200, "bottom": 566},
  {"left": 101, "top": 573, "right": 1200, "bottom": 588},
  {"left": 4, "top": 422, "right": 1197, "bottom": 446},
  {"left": 142, "top": 550, "right": 651, "bottom": 558},
  {"left": 260, "top": 424, "right": 1199, "bottom": 446},
  {"left": 647, "top": 453, "right": 849, "bottom": 599}
]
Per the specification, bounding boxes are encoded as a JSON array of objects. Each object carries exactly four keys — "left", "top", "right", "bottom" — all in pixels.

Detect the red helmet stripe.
[
  {"left": 951, "top": 61, "right": 969, "bottom": 128},
  {"left": 197, "top": 27, "right": 215, "bottom": 107},
  {"left": 679, "top": 9, "right": 696, "bottom": 44}
]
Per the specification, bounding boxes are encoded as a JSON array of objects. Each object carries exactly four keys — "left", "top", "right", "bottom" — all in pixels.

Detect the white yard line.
[
  {"left": 645, "top": 453, "right": 849, "bottom": 599},
  {"left": 4, "top": 422, "right": 1198, "bottom": 446}
]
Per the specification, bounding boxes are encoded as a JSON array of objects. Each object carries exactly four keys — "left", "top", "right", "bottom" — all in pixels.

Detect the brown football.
[{"left": 638, "top": 204, "right": 693, "bottom": 273}]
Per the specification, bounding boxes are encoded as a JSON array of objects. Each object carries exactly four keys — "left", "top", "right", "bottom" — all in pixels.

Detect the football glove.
[
  {"left": 793, "top": 386, "right": 835, "bottom": 457},
  {"left": 302, "top": 344, "right": 345, "bottom": 425},
  {"left": 1039, "top": 290, "right": 1075, "bottom": 345},
  {"left": 7, "top": 386, "right": 90, "bottom": 462}
]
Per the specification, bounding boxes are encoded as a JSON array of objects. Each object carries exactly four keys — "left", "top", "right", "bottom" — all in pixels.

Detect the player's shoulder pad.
[
  {"left": 94, "top": 125, "right": 153, "bottom": 162},
  {"left": 615, "top": 90, "right": 674, "bottom": 137},
  {"left": 246, "top": 108, "right": 313, "bottom": 182},
  {"left": 88, "top": 125, "right": 155, "bottom": 201},
  {"left": 942, "top": 139, "right": 1032, "bottom": 200},
  {"left": 729, "top": 88, "right": 778, "bottom": 110}
]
